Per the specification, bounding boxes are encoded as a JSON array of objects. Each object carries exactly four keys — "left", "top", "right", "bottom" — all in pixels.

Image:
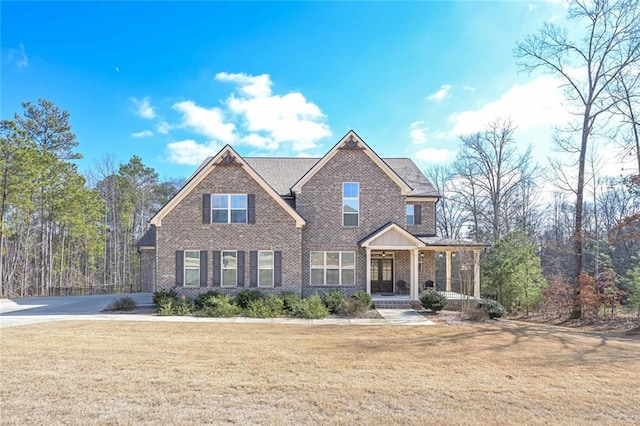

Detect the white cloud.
[
  {"left": 463, "top": 86, "right": 476, "bottom": 92},
  {"left": 448, "top": 76, "right": 571, "bottom": 136},
  {"left": 130, "top": 97, "right": 156, "bottom": 119},
  {"left": 156, "top": 121, "right": 172, "bottom": 134},
  {"left": 131, "top": 130, "right": 153, "bottom": 138},
  {"left": 218, "top": 72, "right": 331, "bottom": 151},
  {"left": 427, "top": 84, "right": 452, "bottom": 102},
  {"left": 409, "top": 121, "right": 428, "bottom": 145},
  {"left": 215, "top": 72, "right": 272, "bottom": 98},
  {"left": 166, "top": 139, "right": 223, "bottom": 166},
  {"left": 172, "top": 100, "right": 236, "bottom": 143},
  {"left": 5, "top": 43, "right": 28, "bottom": 68},
  {"left": 415, "top": 148, "right": 456, "bottom": 163}
]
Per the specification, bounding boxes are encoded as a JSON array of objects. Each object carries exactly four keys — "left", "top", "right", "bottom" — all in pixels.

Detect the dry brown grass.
[{"left": 1, "top": 320, "right": 639, "bottom": 425}]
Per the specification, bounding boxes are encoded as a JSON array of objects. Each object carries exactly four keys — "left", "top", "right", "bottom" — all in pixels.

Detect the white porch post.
[
  {"left": 365, "top": 247, "right": 371, "bottom": 295},
  {"left": 473, "top": 249, "right": 481, "bottom": 299},
  {"left": 445, "top": 250, "right": 452, "bottom": 292},
  {"left": 412, "top": 249, "right": 419, "bottom": 301}
]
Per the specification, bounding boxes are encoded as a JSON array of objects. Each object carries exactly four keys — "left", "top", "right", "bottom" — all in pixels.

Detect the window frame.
[
  {"left": 310, "top": 251, "right": 356, "bottom": 286},
  {"left": 406, "top": 204, "right": 415, "bottom": 226},
  {"left": 184, "top": 250, "right": 200, "bottom": 288},
  {"left": 342, "top": 182, "right": 360, "bottom": 227},
  {"left": 221, "top": 250, "right": 238, "bottom": 287},
  {"left": 212, "top": 194, "right": 247, "bottom": 224},
  {"left": 257, "top": 250, "right": 275, "bottom": 288}
]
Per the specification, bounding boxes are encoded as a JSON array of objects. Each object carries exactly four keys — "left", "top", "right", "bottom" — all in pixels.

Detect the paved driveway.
[{"left": 0, "top": 293, "right": 153, "bottom": 328}]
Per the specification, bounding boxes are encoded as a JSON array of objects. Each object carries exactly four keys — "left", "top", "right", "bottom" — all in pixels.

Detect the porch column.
[
  {"left": 365, "top": 247, "right": 371, "bottom": 295},
  {"left": 412, "top": 248, "right": 419, "bottom": 301},
  {"left": 473, "top": 249, "right": 481, "bottom": 299},
  {"left": 445, "top": 251, "right": 452, "bottom": 292}
]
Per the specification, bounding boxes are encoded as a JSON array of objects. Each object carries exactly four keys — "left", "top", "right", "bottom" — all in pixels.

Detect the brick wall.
[
  {"left": 156, "top": 162, "right": 302, "bottom": 298},
  {"left": 139, "top": 248, "right": 155, "bottom": 292},
  {"left": 296, "top": 148, "right": 406, "bottom": 297},
  {"left": 406, "top": 201, "right": 437, "bottom": 235}
]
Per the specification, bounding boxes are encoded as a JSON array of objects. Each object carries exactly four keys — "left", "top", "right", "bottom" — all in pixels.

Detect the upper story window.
[
  {"left": 342, "top": 182, "right": 359, "bottom": 226},
  {"left": 212, "top": 194, "right": 247, "bottom": 223},
  {"left": 406, "top": 203, "right": 422, "bottom": 226},
  {"left": 406, "top": 204, "right": 415, "bottom": 225}
]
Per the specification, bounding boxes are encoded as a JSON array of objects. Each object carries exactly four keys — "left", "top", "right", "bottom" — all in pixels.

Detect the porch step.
[{"left": 373, "top": 300, "right": 421, "bottom": 309}]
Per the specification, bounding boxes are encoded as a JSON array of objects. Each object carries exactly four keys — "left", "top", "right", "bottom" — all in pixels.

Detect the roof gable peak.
[{"left": 291, "top": 130, "right": 412, "bottom": 195}]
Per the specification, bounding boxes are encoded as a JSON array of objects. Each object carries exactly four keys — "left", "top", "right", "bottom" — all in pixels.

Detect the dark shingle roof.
[
  {"left": 193, "top": 156, "right": 439, "bottom": 197},
  {"left": 244, "top": 157, "right": 320, "bottom": 196},
  {"left": 136, "top": 227, "right": 156, "bottom": 247},
  {"left": 245, "top": 157, "right": 439, "bottom": 197}
]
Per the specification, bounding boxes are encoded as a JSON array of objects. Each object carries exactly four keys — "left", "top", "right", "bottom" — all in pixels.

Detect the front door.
[{"left": 371, "top": 258, "right": 393, "bottom": 293}]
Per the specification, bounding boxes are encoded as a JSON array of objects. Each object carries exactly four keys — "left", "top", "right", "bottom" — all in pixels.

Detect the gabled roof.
[
  {"left": 359, "top": 222, "right": 426, "bottom": 248},
  {"left": 136, "top": 227, "right": 156, "bottom": 248},
  {"left": 149, "top": 145, "right": 306, "bottom": 228},
  {"left": 290, "top": 130, "right": 413, "bottom": 195},
  {"left": 244, "top": 157, "right": 319, "bottom": 196}
]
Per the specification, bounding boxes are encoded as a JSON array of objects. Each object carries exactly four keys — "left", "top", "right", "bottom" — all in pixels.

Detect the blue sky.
[{"left": 3, "top": 0, "right": 606, "bottom": 181}]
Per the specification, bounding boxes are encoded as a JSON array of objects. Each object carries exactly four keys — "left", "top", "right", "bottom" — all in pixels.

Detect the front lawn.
[{"left": 1, "top": 321, "right": 638, "bottom": 424}]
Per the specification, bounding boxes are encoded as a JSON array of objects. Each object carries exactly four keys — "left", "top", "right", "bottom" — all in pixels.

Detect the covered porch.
[{"left": 359, "top": 223, "right": 488, "bottom": 302}]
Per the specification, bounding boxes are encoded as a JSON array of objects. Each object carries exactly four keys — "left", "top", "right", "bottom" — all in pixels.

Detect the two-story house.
[{"left": 137, "top": 131, "right": 485, "bottom": 303}]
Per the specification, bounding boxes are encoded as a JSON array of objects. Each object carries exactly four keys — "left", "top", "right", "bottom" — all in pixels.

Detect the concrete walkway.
[{"left": 0, "top": 294, "right": 436, "bottom": 329}]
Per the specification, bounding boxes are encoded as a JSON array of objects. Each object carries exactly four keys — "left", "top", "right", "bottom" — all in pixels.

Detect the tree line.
[
  {"left": 428, "top": 0, "right": 640, "bottom": 319},
  {"left": 0, "top": 100, "right": 181, "bottom": 297}
]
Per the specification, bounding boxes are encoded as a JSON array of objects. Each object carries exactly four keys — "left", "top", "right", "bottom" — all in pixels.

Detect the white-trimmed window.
[
  {"left": 184, "top": 250, "right": 200, "bottom": 287},
  {"left": 406, "top": 204, "right": 415, "bottom": 225},
  {"left": 310, "top": 251, "right": 355, "bottom": 286},
  {"left": 212, "top": 194, "right": 247, "bottom": 223},
  {"left": 342, "top": 182, "right": 359, "bottom": 226},
  {"left": 258, "top": 251, "right": 274, "bottom": 287},
  {"left": 221, "top": 250, "right": 237, "bottom": 287}
]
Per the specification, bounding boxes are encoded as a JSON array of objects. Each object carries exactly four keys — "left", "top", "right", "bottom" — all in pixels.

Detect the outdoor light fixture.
[{"left": 381, "top": 251, "right": 386, "bottom": 257}]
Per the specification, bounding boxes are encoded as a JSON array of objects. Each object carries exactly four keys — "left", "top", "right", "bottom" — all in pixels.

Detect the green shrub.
[
  {"left": 290, "top": 294, "right": 329, "bottom": 319},
  {"left": 420, "top": 290, "right": 448, "bottom": 312},
  {"left": 245, "top": 295, "right": 285, "bottom": 318},
  {"left": 322, "top": 290, "right": 345, "bottom": 314},
  {"left": 351, "top": 291, "right": 372, "bottom": 308},
  {"left": 477, "top": 299, "right": 506, "bottom": 319},
  {"left": 194, "top": 294, "right": 241, "bottom": 317},
  {"left": 153, "top": 289, "right": 178, "bottom": 305},
  {"left": 193, "top": 290, "right": 221, "bottom": 309},
  {"left": 339, "top": 297, "right": 369, "bottom": 317},
  {"left": 234, "top": 290, "right": 264, "bottom": 309},
  {"left": 105, "top": 296, "right": 137, "bottom": 311},
  {"left": 280, "top": 292, "right": 301, "bottom": 314},
  {"left": 157, "top": 298, "right": 176, "bottom": 316}
]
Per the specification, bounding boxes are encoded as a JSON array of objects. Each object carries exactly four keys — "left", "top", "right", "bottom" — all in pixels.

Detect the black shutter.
[
  {"left": 199, "top": 250, "right": 208, "bottom": 287},
  {"left": 212, "top": 251, "right": 221, "bottom": 287},
  {"left": 203, "top": 194, "right": 211, "bottom": 224},
  {"left": 250, "top": 251, "right": 258, "bottom": 287},
  {"left": 247, "top": 194, "right": 255, "bottom": 224},
  {"left": 175, "top": 251, "right": 184, "bottom": 286},
  {"left": 414, "top": 204, "right": 422, "bottom": 225},
  {"left": 274, "top": 251, "right": 282, "bottom": 287},
  {"left": 237, "top": 251, "right": 245, "bottom": 287}
]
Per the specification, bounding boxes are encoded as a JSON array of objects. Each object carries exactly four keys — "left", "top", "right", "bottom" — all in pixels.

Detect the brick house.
[{"left": 138, "top": 130, "right": 485, "bottom": 301}]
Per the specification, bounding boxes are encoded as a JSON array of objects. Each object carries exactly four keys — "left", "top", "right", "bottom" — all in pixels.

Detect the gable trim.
[
  {"left": 290, "top": 130, "right": 413, "bottom": 195},
  {"left": 359, "top": 222, "right": 426, "bottom": 248},
  {"left": 149, "top": 145, "right": 306, "bottom": 228}
]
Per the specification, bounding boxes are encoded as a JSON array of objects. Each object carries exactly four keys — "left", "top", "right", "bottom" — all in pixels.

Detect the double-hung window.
[
  {"left": 310, "top": 251, "right": 355, "bottom": 286},
  {"left": 406, "top": 204, "right": 415, "bottom": 225},
  {"left": 258, "top": 251, "right": 274, "bottom": 287},
  {"left": 184, "top": 251, "right": 200, "bottom": 287},
  {"left": 212, "top": 194, "right": 247, "bottom": 223},
  {"left": 342, "top": 182, "right": 359, "bottom": 226},
  {"left": 221, "top": 251, "right": 237, "bottom": 287}
]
